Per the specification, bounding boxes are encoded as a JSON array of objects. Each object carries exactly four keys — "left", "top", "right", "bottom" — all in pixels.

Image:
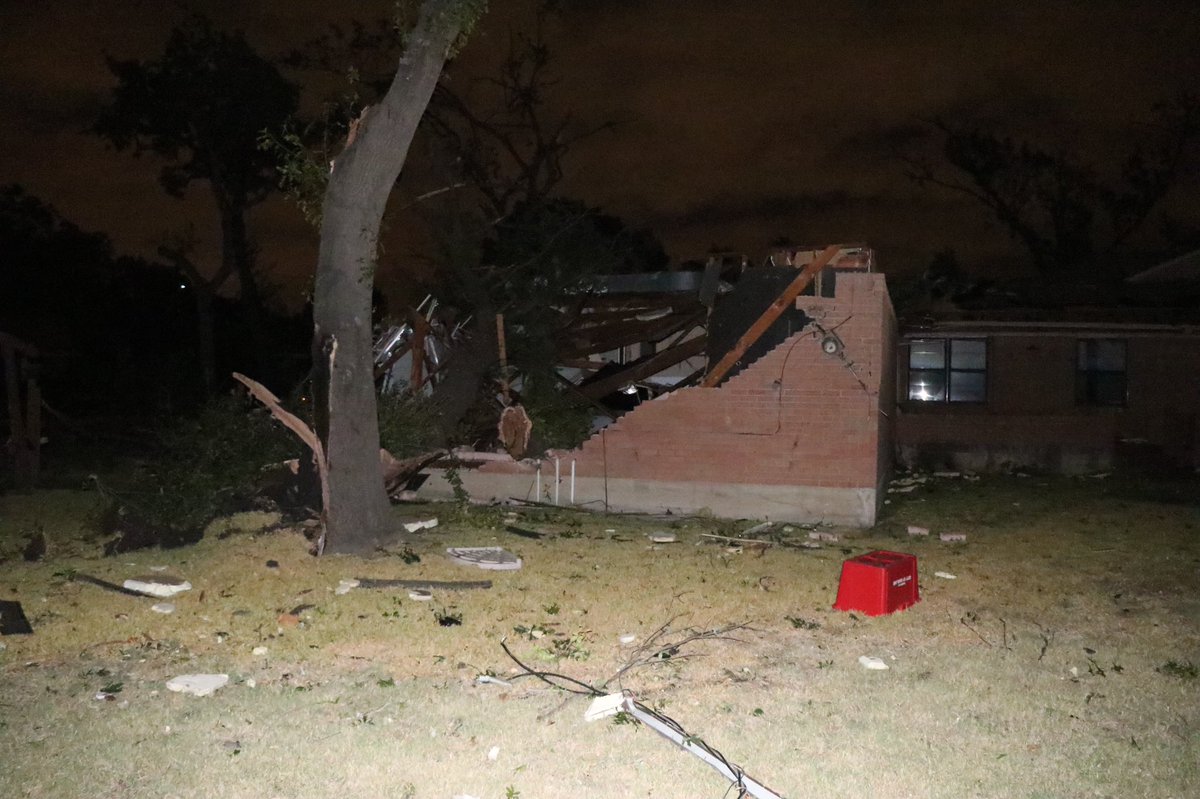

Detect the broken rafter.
[
  {"left": 559, "top": 309, "right": 706, "bottom": 360},
  {"left": 568, "top": 298, "right": 701, "bottom": 324},
  {"left": 701, "top": 243, "right": 841, "bottom": 388},
  {"left": 577, "top": 335, "right": 707, "bottom": 399},
  {"left": 558, "top": 357, "right": 610, "bottom": 372}
]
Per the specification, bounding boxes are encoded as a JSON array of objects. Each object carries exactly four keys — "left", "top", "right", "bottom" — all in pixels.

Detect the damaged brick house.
[
  {"left": 428, "top": 245, "right": 898, "bottom": 526},
  {"left": 420, "top": 245, "right": 1199, "bottom": 525}
]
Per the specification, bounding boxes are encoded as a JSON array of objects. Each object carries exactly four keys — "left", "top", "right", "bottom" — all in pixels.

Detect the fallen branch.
[
  {"left": 959, "top": 612, "right": 993, "bottom": 647},
  {"left": 499, "top": 638, "right": 600, "bottom": 696},
  {"left": 700, "top": 533, "right": 774, "bottom": 546},
  {"left": 232, "top": 372, "right": 330, "bottom": 551},
  {"left": 602, "top": 617, "right": 753, "bottom": 691},
  {"left": 354, "top": 578, "right": 492, "bottom": 591}
]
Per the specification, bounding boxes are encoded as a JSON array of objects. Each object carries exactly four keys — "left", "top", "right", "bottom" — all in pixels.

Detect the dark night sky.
[{"left": 3, "top": 0, "right": 1200, "bottom": 310}]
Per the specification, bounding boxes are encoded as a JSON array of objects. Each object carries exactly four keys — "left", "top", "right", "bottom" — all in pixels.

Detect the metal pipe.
[{"left": 624, "top": 698, "right": 785, "bottom": 799}]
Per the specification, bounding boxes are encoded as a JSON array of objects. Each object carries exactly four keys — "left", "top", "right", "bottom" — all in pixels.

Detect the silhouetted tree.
[
  {"left": 903, "top": 94, "right": 1200, "bottom": 277},
  {"left": 0, "top": 185, "right": 198, "bottom": 411},
  {"left": 94, "top": 14, "right": 299, "bottom": 380}
]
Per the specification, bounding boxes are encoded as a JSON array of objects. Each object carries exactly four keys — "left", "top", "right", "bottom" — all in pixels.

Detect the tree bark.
[{"left": 313, "top": 1, "right": 466, "bottom": 555}]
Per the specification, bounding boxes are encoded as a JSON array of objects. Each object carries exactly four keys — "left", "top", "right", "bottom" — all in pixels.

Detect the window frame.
[
  {"left": 1076, "top": 338, "right": 1127, "bottom": 407},
  {"left": 906, "top": 337, "right": 988, "bottom": 404}
]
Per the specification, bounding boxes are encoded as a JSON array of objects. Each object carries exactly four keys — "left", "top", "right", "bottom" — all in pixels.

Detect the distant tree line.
[{"left": 0, "top": 184, "right": 306, "bottom": 420}]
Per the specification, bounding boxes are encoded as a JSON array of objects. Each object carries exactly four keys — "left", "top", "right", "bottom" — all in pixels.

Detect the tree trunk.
[
  {"left": 157, "top": 243, "right": 232, "bottom": 398},
  {"left": 313, "top": 1, "right": 466, "bottom": 555},
  {"left": 194, "top": 288, "right": 217, "bottom": 397},
  {"left": 216, "top": 191, "right": 269, "bottom": 379}
]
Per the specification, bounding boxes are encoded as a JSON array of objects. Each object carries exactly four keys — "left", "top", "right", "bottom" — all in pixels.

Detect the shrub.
[
  {"left": 122, "top": 394, "right": 297, "bottom": 536},
  {"left": 376, "top": 392, "right": 446, "bottom": 456}
]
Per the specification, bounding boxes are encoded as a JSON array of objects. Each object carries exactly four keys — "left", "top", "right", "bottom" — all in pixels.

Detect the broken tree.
[{"left": 311, "top": 1, "right": 485, "bottom": 555}]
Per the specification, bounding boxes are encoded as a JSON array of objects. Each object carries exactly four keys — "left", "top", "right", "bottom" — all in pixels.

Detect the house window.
[
  {"left": 1077, "top": 339, "right": 1126, "bottom": 406},
  {"left": 908, "top": 338, "right": 987, "bottom": 403}
]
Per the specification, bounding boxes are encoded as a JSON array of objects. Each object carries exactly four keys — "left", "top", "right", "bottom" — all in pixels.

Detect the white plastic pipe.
[
  {"left": 570, "top": 460, "right": 576, "bottom": 504},
  {"left": 554, "top": 458, "right": 560, "bottom": 505}
]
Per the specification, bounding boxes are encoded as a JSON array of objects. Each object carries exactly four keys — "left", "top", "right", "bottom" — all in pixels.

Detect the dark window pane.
[
  {"left": 1094, "top": 340, "right": 1125, "bottom": 370},
  {"left": 949, "top": 371, "right": 986, "bottom": 402},
  {"left": 950, "top": 339, "right": 986, "bottom": 370},
  {"left": 909, "top": 340, "right": 945, "bottom": 370},
  {"left": 1078, "top": 339, "right": 1125, "bottom": 371},
  {"left": 908, "top": 370, "right": 946, "bottom": 401},
  {"left": 1083, "top": 373, "right": 1126, "bottom": 406},
  {"left": 1077, "top": 339, "right": 1127, "bottom": 406}
]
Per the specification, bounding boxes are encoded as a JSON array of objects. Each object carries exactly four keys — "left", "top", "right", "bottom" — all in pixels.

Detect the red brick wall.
[
  {"left": 549, "top": 273, "right": 896, "bottom": 493},
  {"left": 895, "top": 330, "right": 1200, "bottom": 471}
]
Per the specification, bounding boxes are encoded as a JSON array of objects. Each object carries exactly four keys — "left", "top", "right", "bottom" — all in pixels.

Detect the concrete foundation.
[{"left": 418, "top": 466, "right": 880, "bottom": 526}]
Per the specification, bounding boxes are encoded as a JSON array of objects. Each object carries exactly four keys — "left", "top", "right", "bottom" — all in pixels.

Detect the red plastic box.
[{"left": 833, "top": 550, "right": 920, "bottom": 616}]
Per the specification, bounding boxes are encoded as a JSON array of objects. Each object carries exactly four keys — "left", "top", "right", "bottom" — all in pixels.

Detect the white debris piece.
[
  {"left": 487, "top": 745, "right": 500, "bottom": 761},
  {"left": 934, "top": 571, "right": 958, "bottom": 580},
  {"left": 906, "top": 525, "right": 930, "bottom": 536},
  {"left": 475, "top": 675, "right": 512, "bottom": 687},
  {"left": 150, "top": 602, "right": 175, "bottom": 614},
  {"left": 940, "top": 533, "right": 967, "bottom": 543},
  {"left": 445, "top": 547, "right": 522, "bottom": 571},
  {"left": 166, "top": 673, "right": 229, "bottom": 697},
  {"left": 619, "top": 633, "right": 637, "bottom": 645},
  {"left": 123, "top": 576, "right": 191, "bottom": 598},
  {"left": 649, "top": 533, "right": 677, "bottom": 543},
  {"left": 335, "top": 578, "right": 360, "bottom": 595},
  {"left": 399, "top": 516, "right": 439, "bottom": 533},
  {"left": 252, "top": 646, "right": 268, "bottom": 656},
  {"left": 858, "top": 656, "right": 889, "bottom": 670},
  {"left": 408, "top": 588, "right": 433, "bottom": 601},
  {"left": 585, "top": 692, "right": 627, "bottom": 722}
]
